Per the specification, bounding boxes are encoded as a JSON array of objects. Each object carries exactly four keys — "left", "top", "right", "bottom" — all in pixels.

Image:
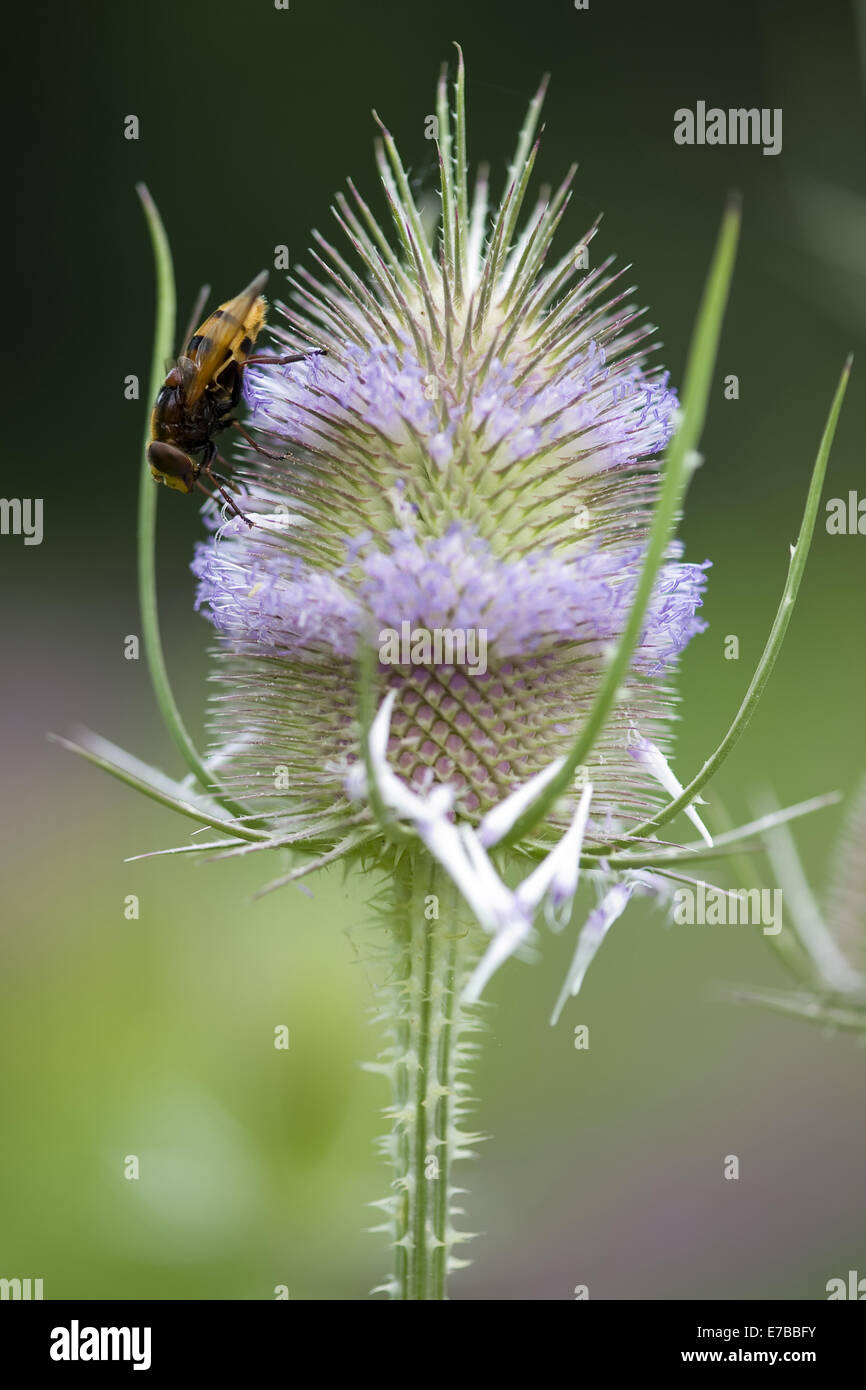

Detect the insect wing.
[{"left": 183, "top": 271, "right": 268, "bottom": 406}]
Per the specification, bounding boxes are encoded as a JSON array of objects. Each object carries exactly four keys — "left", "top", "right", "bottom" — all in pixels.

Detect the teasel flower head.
[{"left": 192, "top": 53, "right": 710, "bottom": 913}]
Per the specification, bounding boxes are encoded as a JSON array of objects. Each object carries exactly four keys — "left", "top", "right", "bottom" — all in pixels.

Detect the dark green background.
[{"left": 2, "top": 0, "right": 864, "bottom": 1299}]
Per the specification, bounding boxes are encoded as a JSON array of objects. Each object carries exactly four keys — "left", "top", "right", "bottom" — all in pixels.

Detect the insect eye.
[{"left": 148, "top": 441, "right": 194, "bottom": 480}]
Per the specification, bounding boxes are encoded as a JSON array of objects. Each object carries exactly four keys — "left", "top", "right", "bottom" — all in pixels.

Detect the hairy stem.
[{"left": 372, "top": 853, "right": 483, "bottom": 1300}]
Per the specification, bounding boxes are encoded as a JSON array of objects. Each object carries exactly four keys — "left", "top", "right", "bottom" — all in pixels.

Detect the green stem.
[
  {"left": 135, "top": 185, "right": 197, "bottom": 778},
  {"left": 431, "top": 904, "right": 461, "bottom": 1301},
  {"left": 135, "top": 184, "right": 260, "bottom": 827},
  {"left": 376, "top": 854, "right": 481, "bottom": 1300}
]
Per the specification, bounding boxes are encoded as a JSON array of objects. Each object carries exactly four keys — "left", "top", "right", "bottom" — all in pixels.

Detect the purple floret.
[{"left": 193, "top": 523, "right": 708, "bottom": 671}]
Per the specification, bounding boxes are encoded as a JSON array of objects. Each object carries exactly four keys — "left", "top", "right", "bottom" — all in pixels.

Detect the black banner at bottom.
[{"left": 0, "top": 1298, "right": 862, "bottom": 1374}]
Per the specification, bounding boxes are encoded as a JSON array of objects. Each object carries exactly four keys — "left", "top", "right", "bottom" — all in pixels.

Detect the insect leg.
[
  {"left": 244, "top": 348, "right": 327, "bottom": 366},
  {"left": 231, "top": 420, "right": 294, "bottom": 462},
  {"left": 208, "top": 457, "right": 243, "bottom": 493},
  {"left": 199, "top": 464, "right": 254, "bottom": 529},
  {"left": 195, "top": 478, "right": 226, "bottom": 506}
]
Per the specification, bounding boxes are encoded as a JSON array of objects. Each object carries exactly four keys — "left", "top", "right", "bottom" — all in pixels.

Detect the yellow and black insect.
[{"left": 147, "top": 270, "right": 313, "bottom": 524}]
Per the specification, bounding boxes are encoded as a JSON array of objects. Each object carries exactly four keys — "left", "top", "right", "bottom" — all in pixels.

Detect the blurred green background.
[{"left": 2, "top": 0, "right": 864, "bottom": 1299}]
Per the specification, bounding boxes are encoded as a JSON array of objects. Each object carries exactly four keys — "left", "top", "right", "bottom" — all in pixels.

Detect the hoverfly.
[{"left": 147, "top": 270, "right": 317, "bottom": 525}]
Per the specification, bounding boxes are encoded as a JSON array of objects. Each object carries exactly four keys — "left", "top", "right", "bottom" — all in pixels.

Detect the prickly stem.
[{"left": 369, "top": 853, "right": 484, "bottom": 1300}]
